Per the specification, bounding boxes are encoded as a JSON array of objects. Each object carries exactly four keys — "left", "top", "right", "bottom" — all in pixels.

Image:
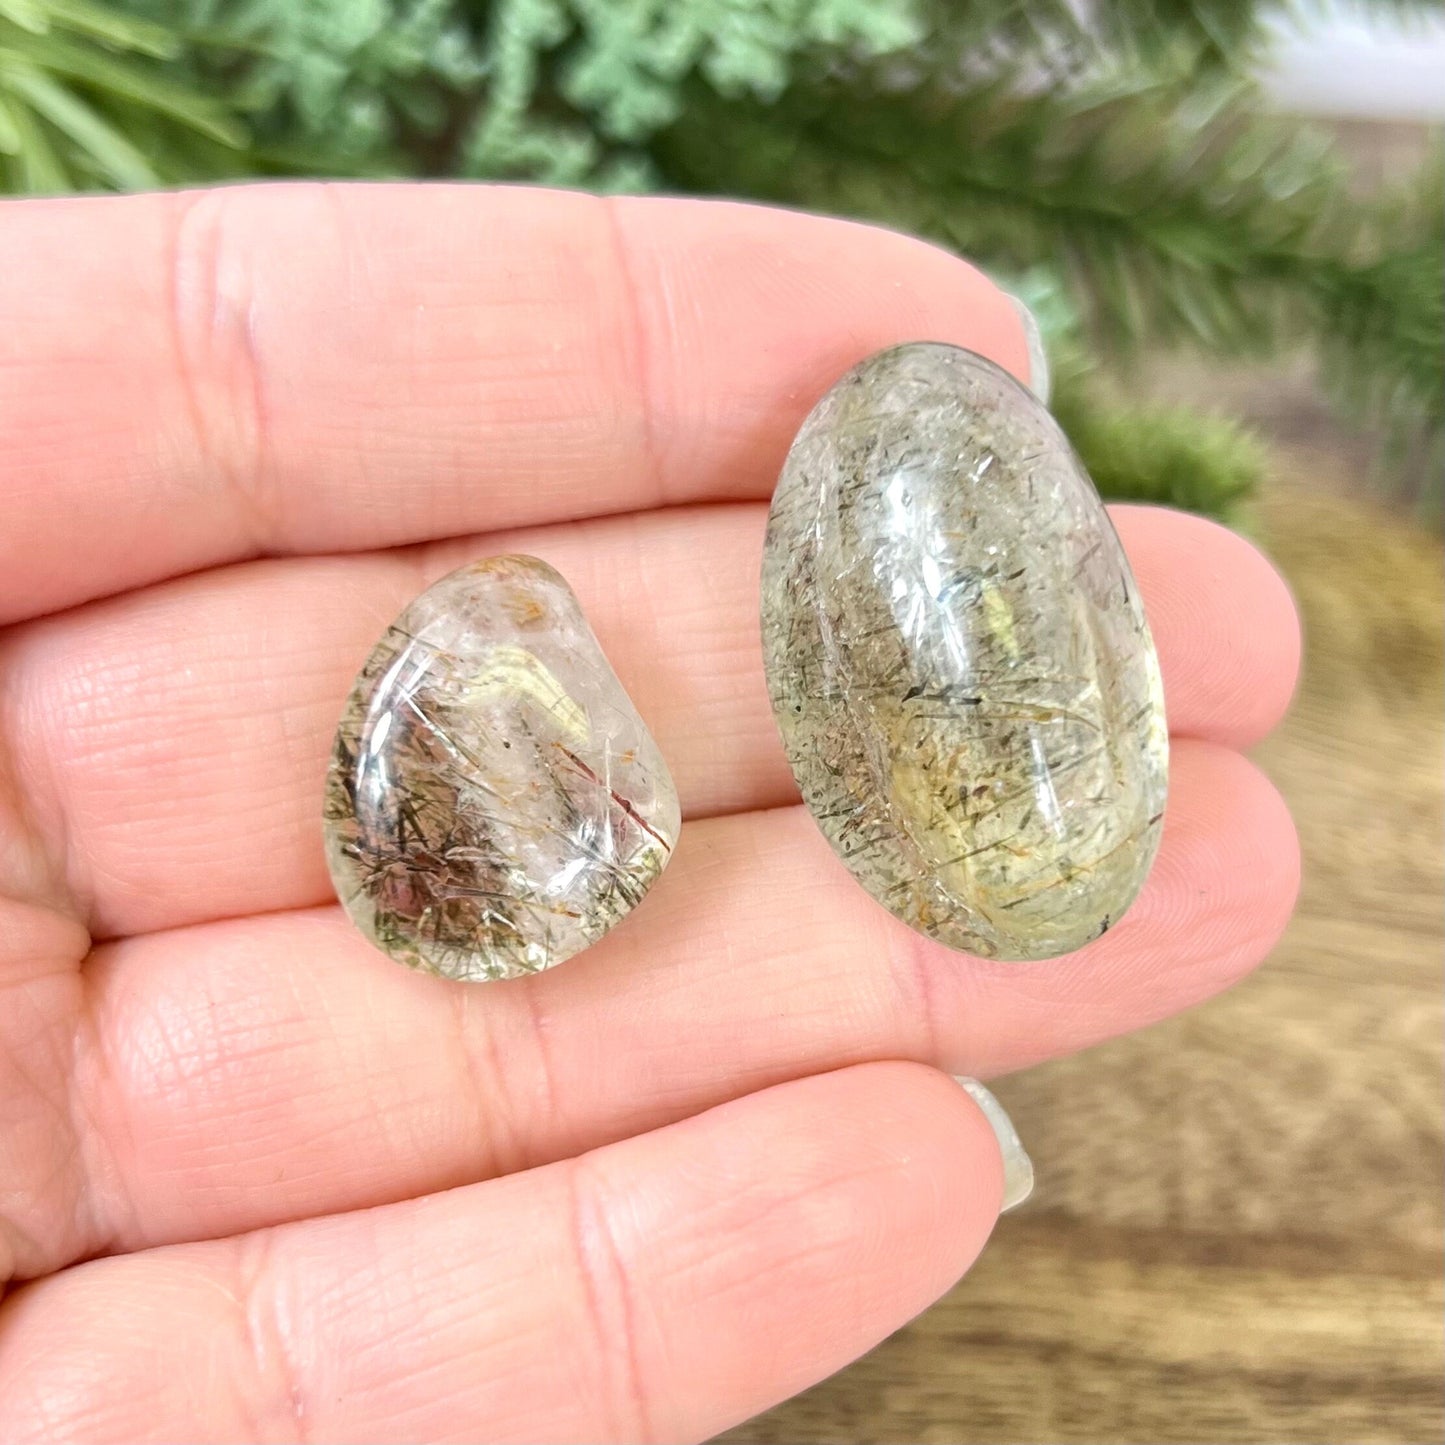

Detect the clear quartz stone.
[
  {"left": 761, "top": 343, "right": 1168, "bottom": 961},
  {"left": 324, "top": 556, "right": 679, "bottom": 981}
]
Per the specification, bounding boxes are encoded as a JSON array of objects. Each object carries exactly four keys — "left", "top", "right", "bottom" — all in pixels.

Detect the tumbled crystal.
[
  {"left": 761, "top": 343, "right": 1168, "bottom": 961},
  {"left": 324, "top": 556, "right": 679, "bottom": 981}
]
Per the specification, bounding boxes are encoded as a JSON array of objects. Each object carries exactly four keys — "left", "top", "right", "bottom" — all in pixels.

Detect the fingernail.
[
  {"left": 1007, "top": 294, "right": 1051, "bottom": 406},
  {"left": 956, "top": 1077, "right": 1034, "bottom": 1212}
]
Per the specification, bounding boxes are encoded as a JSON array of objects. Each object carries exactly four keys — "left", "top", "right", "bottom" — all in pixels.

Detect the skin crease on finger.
[
  {"left": 0, "top": 184, "right": 1032, "bottom": 624},
  {"left": 0, "top": 503, "right": 1299, "bottom": 939},
  {"left": 0, "top": 1064, "right": 1005, "bottom": 1445},
  {"left": 0, "top": 186, "right": 1302, "bottom": 1444},
  {"left": 8, "top": 741, "right": 1298, "bottom": 1280}
]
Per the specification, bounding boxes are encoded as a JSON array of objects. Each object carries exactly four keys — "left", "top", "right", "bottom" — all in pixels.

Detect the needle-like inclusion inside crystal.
[
  {"left": 761, "top": 343, "right": 1168, "bottom": 961},
  {"left": 325, "top": 556, "right": 679, "bottom": 981}
]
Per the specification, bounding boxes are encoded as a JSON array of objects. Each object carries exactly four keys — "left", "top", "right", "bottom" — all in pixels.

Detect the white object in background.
[{"left": 1262, "top": 1, "right": 1445, "bottom": 120}]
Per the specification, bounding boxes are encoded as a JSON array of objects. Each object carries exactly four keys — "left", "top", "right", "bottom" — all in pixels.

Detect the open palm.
[{"left": 0, "top": 185, "right": 1300, "bottom": 1443}]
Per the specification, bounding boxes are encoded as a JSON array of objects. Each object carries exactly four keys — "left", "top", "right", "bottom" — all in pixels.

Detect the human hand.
[{"left": 0, "top": 185, "right": 1300, "bottom": 1443}]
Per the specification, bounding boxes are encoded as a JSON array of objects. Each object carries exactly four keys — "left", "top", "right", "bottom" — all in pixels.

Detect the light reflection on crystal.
[
  {"left": 325, "top": 556, "right": 678, "bottom": 981},
  {"left": 761, "top": 343, "right": 1168, "bottom": 961}
]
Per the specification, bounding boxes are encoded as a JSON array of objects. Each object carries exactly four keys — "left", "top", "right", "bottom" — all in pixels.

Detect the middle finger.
[{"left": 5, "top": 503, "right": 1298, "bottom": 937}]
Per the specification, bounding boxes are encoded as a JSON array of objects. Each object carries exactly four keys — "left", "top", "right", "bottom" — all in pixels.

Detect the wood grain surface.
[{"left": 721, "top": 396, "right": 1444, "bottom": 1442}]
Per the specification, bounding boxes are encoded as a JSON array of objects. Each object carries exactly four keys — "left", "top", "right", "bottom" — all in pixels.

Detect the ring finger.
[
  {"left": 33, "top": 738, "right": 1300, "bottom": 1272},
  {"left": 2, "top": 503, "right": 1298, "bottom": 937}
]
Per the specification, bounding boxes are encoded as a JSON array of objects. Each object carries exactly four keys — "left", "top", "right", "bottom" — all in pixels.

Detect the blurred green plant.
[
  {"left": 0, "top": 0, "right": 243, "bottom": 187},
  {"left": 1, "top": 0, "right": 1441, "bottom": 518}
]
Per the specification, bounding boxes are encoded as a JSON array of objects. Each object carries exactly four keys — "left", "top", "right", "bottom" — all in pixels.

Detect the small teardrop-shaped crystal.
[
  {"left": 761, "top": 343, "right": 1168, "bottom": 961},
  {"left": 324, "top": 556, "right": 679, "bottom": 981}
]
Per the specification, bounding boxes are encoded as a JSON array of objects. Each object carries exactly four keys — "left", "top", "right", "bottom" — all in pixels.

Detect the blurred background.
[
  {"left": 1, "top": 0, "right": 1441, "bottom": 521},
  {"left": 3, "top": 3, "right": 1439, "bottom": 1440}
]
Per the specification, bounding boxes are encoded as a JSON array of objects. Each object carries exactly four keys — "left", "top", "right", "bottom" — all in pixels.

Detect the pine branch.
[
  {"left": 922, "top": 0, "right": 1270, "bottom": 76},
  {"left": 650, "top": 70, "right": 1442, "bottom": 499},
  {"left": 652, "top": 71, "right": 1332, "bottom": 348},
  {"left": 0, "top": 0, "right": 243, "bottom": 190},
  {"left": 1050, "top": 357, "right": 1265, "bottom": 522},
  {"left": 989, "top": 270, "right": 1267, "bottom": 518},
  {"left": 1314, "top": 145, "right": 1444, "bottom": 500}
]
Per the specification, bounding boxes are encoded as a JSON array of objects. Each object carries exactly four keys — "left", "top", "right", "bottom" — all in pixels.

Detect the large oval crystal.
[{"left": 761, "top": 343, "right": 1168, "bottom": 960}]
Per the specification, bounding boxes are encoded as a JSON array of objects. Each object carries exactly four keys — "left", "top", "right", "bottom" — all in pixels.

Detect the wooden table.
[{"left": 723, "top": 390, "right": 1445, "bottom": 1443}]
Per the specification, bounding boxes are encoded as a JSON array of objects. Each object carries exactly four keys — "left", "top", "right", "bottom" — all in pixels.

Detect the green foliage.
[
  {"left": 653, "top": 66, "right": 1443, "bottom": 507},
  {"left": 656, "top": 69, "right": 1333, "bottom": 351},
  {"left": 999, "top": 269, "right": 1266, "bottom": 523},
  {"left": 458, "top": 0, "right": 925, "bottom": 184},
  {"left": 0, "top": 0, "right": 1439, "bottom": 518},
  {"left": 1051, "top": 363, "right": 1265, "bottom": 524},
  {"left": 922, "top": 0, "right": 1270, "bottom": 77},
  {"left": 123, "top": 0, "right": 490, "bottom": 170},
  {"left": 1312, "top": 142, "right": 1444, "bottom": 502},
  {"left": 0, "top": 0, "right": 242, "bottom": 189},
  {"left": 115, "top": 0, "right": 924, "bottom": 183}
]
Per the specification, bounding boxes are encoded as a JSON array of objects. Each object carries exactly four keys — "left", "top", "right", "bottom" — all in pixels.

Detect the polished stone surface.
[
  {"left": 325, "top": 556, "right": 678, "bottom": 981},
  {"left": 761, "top": 343, "right": 1168, "bottom": 960}
]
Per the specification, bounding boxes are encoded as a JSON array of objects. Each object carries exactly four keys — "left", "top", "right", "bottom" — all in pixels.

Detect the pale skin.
[{"left": 0, "top": 185, "right": 1302, "bottom": 1443}]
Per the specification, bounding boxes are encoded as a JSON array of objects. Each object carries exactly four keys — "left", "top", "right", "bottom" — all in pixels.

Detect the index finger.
[{"left": 0, "top": 183, "right": 1028, "bottom": 624}]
